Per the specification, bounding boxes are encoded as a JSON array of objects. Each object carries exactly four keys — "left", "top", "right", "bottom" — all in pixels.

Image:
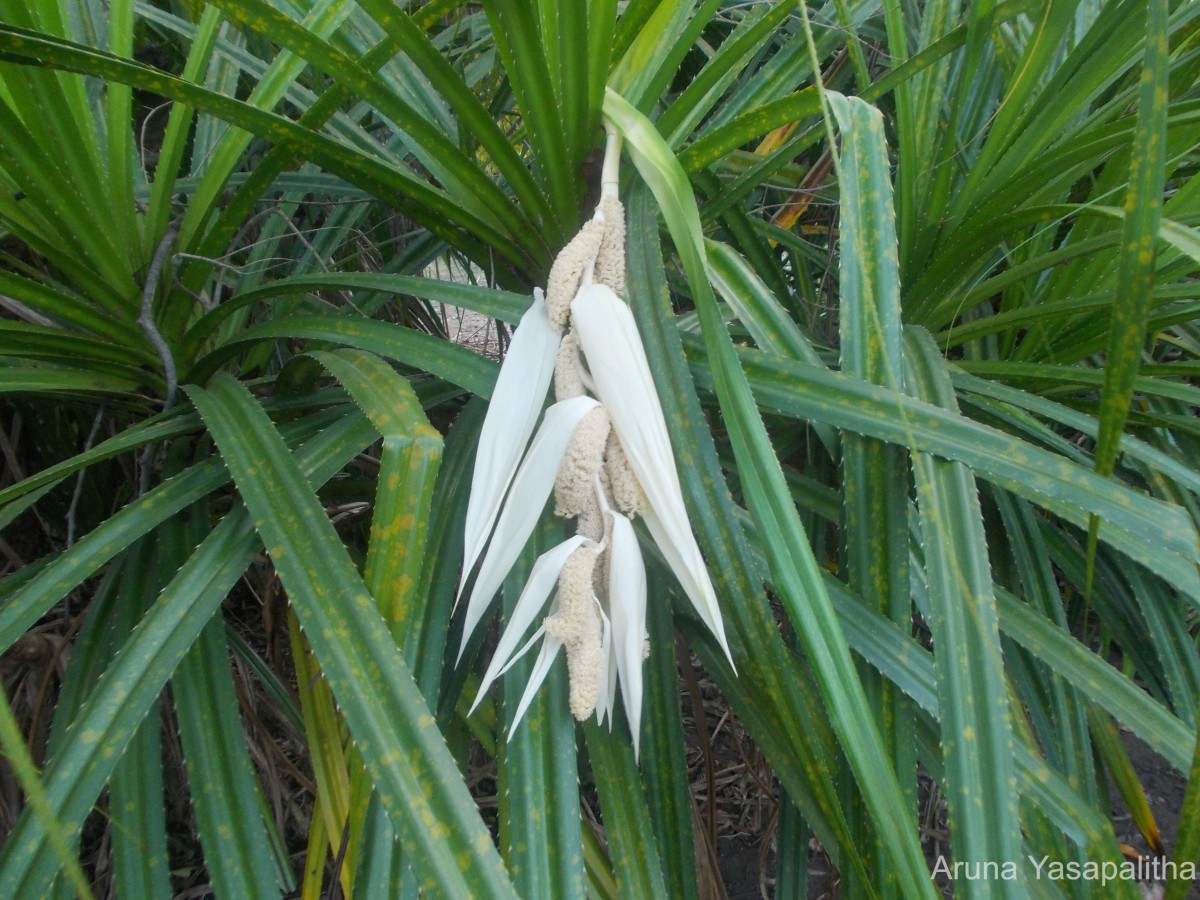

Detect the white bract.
[
  {"left": 457, "top": 288, "right": 559, "bottom": 607},
  {"left": 457, "top": 131, "right": 734, "bottom": 755},
  {"left": 571, "top": 284, "right": 731, "bottom": 660}
]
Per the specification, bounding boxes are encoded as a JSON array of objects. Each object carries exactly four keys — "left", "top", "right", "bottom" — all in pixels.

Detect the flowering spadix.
[{"left": 456, "top": 132, "right": 734, "bottom": 753}]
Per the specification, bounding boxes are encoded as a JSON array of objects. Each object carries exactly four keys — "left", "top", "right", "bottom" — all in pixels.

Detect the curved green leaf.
[
  {"left": 687, "top": 342, "right": 1200, "bottom": 602},
  {"left": 187, "top": 375, "right": 518, "bottom": 899},
  {"left": 585, "top": 719, "right": 668, "bottom": 900},
  {"left": 183, "top": 272, "right": 527, "bottom": 357},
  {"left": 610, "top": 87, "right": 939, "bottom": 900},
  {"left": 997, "top": 589, "right": 1194, "bottom": 773},
  {"left": 173, "top": 616, "right": 293, "bottom": 897},
  {"left": 0, "top": 688, "right": 92, "bottom": 900},
  {"left": 0, "top": 412, "right": 376, "bottom": 898},
  {"left": 204, "top": 0, "right": 542, "bottom": 258},
  {"left": 192, "top": 315, "right": 496, "bottom": 398},
  {"left": 0, "top": 407, "right": 348, "bottom": 653},
  {"left": 0, "top": 25, "right": 528, "bottom": 270},
  {"left": 905, "top": 328, "right": 1023, "bottom": 897},
  {"left": 624, "top": 183, "right": 867, "bottom": 889}
]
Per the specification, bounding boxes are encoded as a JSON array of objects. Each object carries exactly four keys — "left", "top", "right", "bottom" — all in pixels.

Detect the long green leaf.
[
  {"left": 1126, "top": 566, "right": 1200, "bottom": 728},
  {"left": 174, "top": 615, "right": 293, "bottom": 897},
  {"left": 106, "top": 540, "right": 172, "bottom": 900},
  {"left": 997, "top": 590, "right": 1194, "bottom": 772},
  {"left": 1087, "top": 704, "right": 1162, "bottom": 857},
  {"left": 0, "top": 321, "right": 157, "bottom": 369},
  {"left": 144, "top": 5, "right": 222, "bottom": 242},
  {"left": 311, "top": 350, "right": 442, "bottom": 644},
  {"left": 957, "top": 361, "right": 1200, "bottom": 413},
  {"left": 0, "top": 75, "right": 133, "bottom": 300},
  {"left": 184, "top": 273, "right": 527, "bottom": 363},
  {"left": 991, "top": 491, "right": 1096, "bottom": 808},
  {"left": 0, "top": 685, "right": 93, "bottom": 900},
  {"left": 625, "top": 184, "right": 864, "bottom": 880},
  {"left": 166, "top": 24, "right": 413, "bottom": 299},
  {"left": 0, "top": 412, "right": 377, "bottom": 898},
  {"left": 585, "top": 719, "right": 668, "bottom": 899},
  {"left": 354, "top": 0, "right": 555, "bottom": 231},
  {"left": 309, "top": 348, "right": 444, "bottom": 889},
  {"left": 173, "top": 0, "right": 362, "bottom": 250},
  {"left": 0, "top": 270, "right": 129, "bottom": 343},
  {"left": 608, "top": 0, "right": 703, "bottom": 113},
  {"left": 819, "top": 560, "right": 1141, "bottom": 887},
  {"left": 828, "top": 91, "right": 915, "bottom": 898},
  {"left": 657, "top": 1, "right": 796, "bottom": 148},
  {"left": 186, "top": 375, "right": 517, "bottom": 899},
  {"left": 952, "top": 372, "right": 1200, "bottom": 501},
  {"left": 609, "top": 86, "right": 939, "bottom": 900},
  {"left": 192, "top": 315, "right": 496, "bottom": 399},
  {"left": 0, "top": 25, "right": 527, "bottom": 270},
  {"left": 905, "top": 327, "right": 1023, "bottom": 897},
  {"left": 0, "top": 458, "right": 222, "bottom": 653},
  {"left": 289, "top": 615, "right": 354, "bottom": 895},
  {"left": 0, "top": 366, "right": 145, "bottom": 396},
  {"left": 103, "top": 0, "right": 137, "bottom": 263},
  {"left": 1088, "top": 0, "right": 1171, "bottom": 585},
  {"left": 204, "top": 0, "right": 542, "bottom": 257},
  {"left": 482, "top": 0, "right": 576, "bottom": 242},
  {"left": 0, "top": 407, "right": 349, "bottom": 653},
  {"left": 640, "top": 577, "right": 701, "bottom": 900},
  {"left": 0, "top": 512, "right": 259, "bottom": 897},
  {"left": 625, "top": 179, "right": 868, "bottom": 858},
  {"left": 1165, "top": 717, "right": 1200, "bottom": 900},
  {"left": 685, "top": 343, "right": 1200, "bottom": 602},
  {"left": 680, "top": 89, "right": 821, "bottom": 175}
]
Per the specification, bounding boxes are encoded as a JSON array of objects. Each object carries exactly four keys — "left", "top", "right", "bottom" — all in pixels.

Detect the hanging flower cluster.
[{"left": 456, "top": 129, "right": 733, "bottom": 753}]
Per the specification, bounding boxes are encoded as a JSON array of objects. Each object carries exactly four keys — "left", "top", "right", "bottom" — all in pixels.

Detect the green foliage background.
[{"left": 0, "top": 1, "right": 1198, "bottom": 897}]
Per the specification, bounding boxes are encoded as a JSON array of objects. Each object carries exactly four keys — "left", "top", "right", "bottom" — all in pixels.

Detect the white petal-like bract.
[
  {"left": 595, "top": 600, "right": 615, "bottom": 727},
  {"left": 459, "top": 290, "right": 560, "bottom": 602},
  {"left": 458, "top": 395, "right": 599, "bottom": 659},
  {"left": 509, "top": 635, "right": 563, "bottom": 734},
  {"left": 571, "top": 284, "right": 733, "bottom": 664},
  {"left": 608, "top": 512, "right": 647, "bottom": 755},
  {"left": 470, "top": 535, "right": 590, "bottom": 711}
]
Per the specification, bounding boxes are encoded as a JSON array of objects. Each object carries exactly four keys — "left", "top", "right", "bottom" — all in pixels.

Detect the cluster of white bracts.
[{"left": 457, "top": 135, "right": 733, "bottom": 754}]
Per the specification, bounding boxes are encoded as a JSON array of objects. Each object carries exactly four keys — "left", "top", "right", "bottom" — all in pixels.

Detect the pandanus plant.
[{"left": 0, "top": 3, "right": 1197, "bottom": 899}]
